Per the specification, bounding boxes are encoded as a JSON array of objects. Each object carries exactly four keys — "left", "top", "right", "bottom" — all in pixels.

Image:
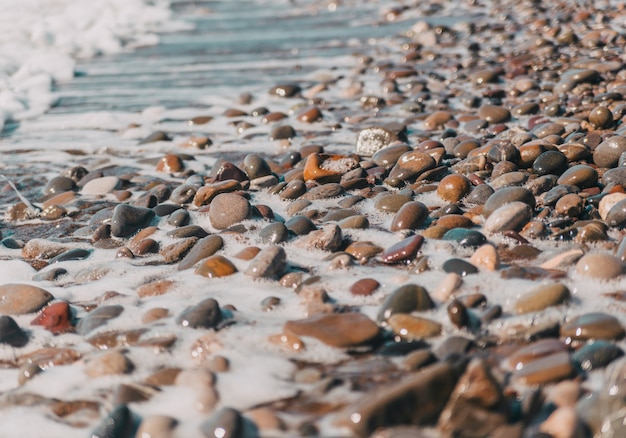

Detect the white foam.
[{"left": 0, "top": 0, "right": 191, "bottom": 128}]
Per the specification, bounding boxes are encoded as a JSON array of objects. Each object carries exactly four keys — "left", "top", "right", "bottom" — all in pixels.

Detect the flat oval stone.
[
  {"left": 30, "top": 301, "right": 73, "bottom": 334},
  {"left": 556, "top": 164, "right": 598, "bottom": 189},
  {"left": 195, "top": 255, "right": 238, "bottom": 278},
  {"left": 285, "top": 215, "right": 317, "bottom": 235},
  {"left": 533, "top": 150, "right": 568, "bottom": 176},
  {"left": 76, "top": 305, "right": 124, "bottom": 336},
  {"left": 160, "top": 237, "right": 198, "bottom": 264},
  {"left": 269, "top": 125, "right": 296, "bottom": 140},
  {"left": 442, "top": 258, "right": 478, "bottom": 276},
  {"left": 338, "top": 215, "right": 370, "bottom": 229},
  {"left": 350, "top": 278, "right": 380, "bottom": 296},
  {"left": 572, "top": 340, "right": 624, "bottom": 371},
  {"left": 380, "top": 235, "right": 424, "bottom": 264},
  {"left": 279, "top": 180, "right": 306, "bottom": 199},
  {"left": 0, "top": 284, "right": 53, "bottom": 315},
  {"left": 388, "top": 314, "right": 442, "bottom": 340},
  {"left": 377, "top": 284, "right": 434, "bottom": 322},
  {"left": 388, "top": 151, "right": 436, "bottom": 182},
  {"left": 374, "top": 193, "right": 412, "bottom": 213},
  {"left": 81, "top": 176, "right": 120, "bottom": 195},
  {"left": 209, "top": 193, "right": 250, "bottom": 230},
  {"left": 479, "top": 104, "right": 511, "bottom": 123},
  {"left": 110, "top": 204, "right": 155, "bottom": 237},
  {"left": 345, "top": 241, "right": 383, "bottom": 262},
  {"left": 561, "top": 312, "right": 625, "bottom": 341},
  {"left": 391, "top": 201, "right": 429, "bottom": 231},
  {"left": 441, "top": 229, "right": 487, "bottom": 247},
  {"left": 245, "top": 245, "right": 286, "bottom": 279},
  {"left": 176, "top": 298, "right": 222, "bottom": 329},
  {"left": 200, "top": 407, "right": 243, "bottom": 438},
  {"left": 284, "top": 312, "right": 379, "bottom": 348},
  {"left": 43, "top": 176, "right": 75, "bottom": 196},
  {"left": 513, "top": 351, "right": 574, "bottom": 385},
  {"left": 90, "top": 404, "right": 134, "bottom": 438},
  {"left": 0, "top": 315, "right": 28, "bottom": 347},
  {"left": 372, "top": 144, "right": 413, "bottom": 169},
  {"left": 515, "top": 283, "right": 570, "bottom": 314},
  {"left": 178, "top": 235, "right": 224, "bottom": 271},
  {"left": 482, "top": 187, "right": 536, "bottom": 218},
  {"left": 85, "top": 350, "right": 134, "bottom": 377},
  {"left": 484, "top": 201, "right": 533, "bottom": 233},
  {"left": 166, "top": 225, "right": 208, "bottom": 239},
  {"left": 575, "top": 253, "right": 625, "bottom": 279},
  {"left": 243, "top": 154, "right": 272, "bottom": 179},
  {"left": 355, "top": 126, "right": 397, "bottom": 156},
  {"left": 49, "top": 248, "right": 91, "bottom": 264},
  {"left": 301, "top": 183, "right": 344, "bottom": 200}
]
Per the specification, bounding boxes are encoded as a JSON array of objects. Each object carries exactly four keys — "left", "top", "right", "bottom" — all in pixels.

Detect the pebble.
[
  {"left": 269, "top": 125, "right": 295, "bottom": 140},
  {"left": 482, "top": 187, "right": 536, "bottom": 218},
  {"left": 30, "top": 301, "right": 73, "bottom": 334},
  {"left": 372, "top": 144, "right": 412, "bottom": 169},
  {"left": 593, "top": 135, "right": 626, "bottom": 168},
  {"left": 200, "top": 407, "right": 243, "bottom": 438},
  {"left": 167, "top": 225, "right": 208, "bottom": 239},
  {"left": 560, "top": 312, "right": 625, "bottom": 341},
  {"left": 258, "top": 222, "right": 289, "bottom": 244},
  {"left": 605, "top": 197, "right": 626, "bottom": 228},
  {"left": 22, "top": 238, "right": 69, "bottom": 259},
  {"left": 380, "top": 235, "right": 424, "bottom": 264},
  {"left": 572, "top": 340, "right": 624, "bottom": 371},
  {"left": 469, "top": 244, "right": 499, "bottom": 270},
  {"left": 349, "top": 278, "right": 380, "bottom": 296},
  {"left": 90, "top": 404, "right": 134, "bottom": 438},
  {"left": 160, "top": 237, "right": 198, "bottom": 264},
  {"left": 355, "top": 126, "right": 397, "bottom": 156},
  {"left": 81, "top": 176, "right": 121, "bottom": 195},
  {"left": 555, "top": 193, "right": 584, "bottom": 218},
  {"left": 387, "top": 150, "right": 435, "bottom": 182},
  {"left": 245, "top": 245, "right": 286, "bottom": 279},
  {"left": 298, "top": 224, "right": 342, "bottom": 252},
  {"left": 135, "top": 415, "right": 177, "bottom": 438},
  {"left": 110, "top": 204, "right": 155, "bottom": 237},
  {"left": 195, "top": 255, "right": 238, "bottom": 278},
  {"left": 374, "top": 193, "right": 412, "bottom": 213},
  {"left": 436, "top": 174, "right": 471, "bottom": 202},
  {"left": 539, "top": 407, "right": 586, "bottom": 438},
  {"left": 442, "top": 258, "right": 478, "bottom": 276},
  {"left": 178, "top": 235, "right": 224, "bottom": 270},
  {"left": 43, "top": 176, "right": 75, "bottom": 197},
  {"left": 388, "top": 314, "right": 442, "bottom": 339},
  {"left": 441, "top": 229, "right": 487, "bottom": 247},
  {"left": 208, "top": 193, "right": 250, "bottom": 230},
  {"left": 598, "top": 193, "right": 626, "bottom": 221},
  {"left": 575, "top": 253, "right": 625, "bottom": 279},
  {"left": 556, "top": 164, "right": 598, "bottom": 189},
  {"left": 284, "top": 312, "right": 379, "bottom": 348},
  {"left": 0, "top": 315, "right": 28, "bottom": 347},
  {"left": 377, "top": 284, "right": 434, "bottom": 323},
  {"left": 338, "top": 215, "right": 369, "bottom": 229},
  {"left": 515, "top": 282, "right": 570, "bottom": 314},
  {"left": 483, "top": 201, "right": 533, "bottom": 233},
  {"left": 0, "top": 284, "right": 53, "bottom": 314},
  {"left": 285, "top": 215, "right": 317, "bottom": 235},
  {"left": 390, "top": 201, "right": 428, "bottom": 231},
  {"left": 432, "top": 273, "right": 462, "bottom": 302},
  {"left": 85, "top": 350, "right": 134, "bottom": 377},
  {"left": 533, "top": 150, "right": 569, "bottom": 176},
  {"left": 76, "top": 305, "right": 124, "bottom": 336},
  {"left": 478, "top": 104, "right": 511, "bottom": 123},
  {"left": 177, "top": 298, "right": 222, "bottom": 329},
  {"left": 513, "top": 351, "right": 574, "bottom": 385}
]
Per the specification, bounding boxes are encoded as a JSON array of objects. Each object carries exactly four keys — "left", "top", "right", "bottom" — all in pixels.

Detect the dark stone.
[
  {"left": 442, "top": 229, "right": 487, "bottom": 247},
  {"left": 176, "top": 298, "right": 222, "bottom": 329},
  {"left": 377, "top": 284, "right": 434, "bottom": 323},
  {"left": 49, "top": 248, "right": 91, "bottom": 264},
  {"left": 259, "top": 222, "right": 289, "bottom": 244},
  {"left": 76, "top": 305, "right": 124, "bottom": 336},
  {"left": 443, "top": 258, "right": 478, "bottom": 276},
  {"left": 200, "top": 407, "right": 244, "bottom": 438},
  {"left": 110, "top": 205, "right": 155, "bottom": 237},
  {"left": 91, "top": 404, "right": 135, "bottom": 438},
  {"left": 572, "top": 340, "right": 624, "bottom": 371},
  {"left": 0, "top": 316, "right": 28, "bottom": 347}
]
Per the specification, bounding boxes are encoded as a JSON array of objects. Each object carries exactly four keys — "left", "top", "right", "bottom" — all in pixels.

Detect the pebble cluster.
[{"left": 2, "top": 0, "right": 626, "bottom": 437}]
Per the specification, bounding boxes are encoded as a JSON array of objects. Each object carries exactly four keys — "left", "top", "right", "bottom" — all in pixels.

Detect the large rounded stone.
[
  {"left": 593, "top": 135, "right": 626, "bottom": 168},
  {"left": 284, "top": 313, "right": 379, "bottom": 348},
  {"left": 209, "top": 193, "right": 250, "bottom": 230},
  {"left": 0, "top": 284, "right": 53, "bottom": 315},
  {"left": 110, "top": 204, "right": 155, "bottom": 237}
]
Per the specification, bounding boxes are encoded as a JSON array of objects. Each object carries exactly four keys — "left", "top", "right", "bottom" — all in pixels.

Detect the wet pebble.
[
  {"left": 442, "top": 228, "right": 487, "bottom": 247},
  {"left": 593, "top": 135, "right": 626, "bottom": 168},
  {"left": 484, "top": 201, "right": 533, "bottom": 233},
  {"left": 572, "top": 340, "right": 624, "bottom": 372},
  {"left": 76, "top": 305, "right": 124, "bottom": 336},
  {"left": 374, "top": 193, "right": 412, "bottom": 213},
  {"left": 30, "top": 301, "right": 73, "bottom": 334},
  {"left": 195, "top": 255, "right": 238, "bottom": 278},
  {"left": 533, "top": 150, "right": 568, "bottom": 176},
  {"left": 349, "top": 278, "right": 380, "bottom": 296},
  {"left": 285, "top": 215, "right": 317, "bottom": 235},
  {"left": 178, "top": 235, "right": 224, "bottom": 270},
  {"left": 200, "top": 407, "right": 243, "bottom": 438},
  {"left": 0, "top": 315, "right": 28, "bottom": 347},
  {"left": 437, "top": 174, "right": 471, "bottom": 202},
  {"left": 0, "top": 284, "right": 53, "bottom": 315},
  {"left": 110, "top": 204, "right": 155, "bottom": 237},
  {"left": 245, "top": 245, "right": 286, "bottom": 279},
  {"left": 388, "top": 314, "right": 442, "bottom": 339},
  {"left": 515, "top": 282, "right": 570, "bottom": 314},
  {"left": 390, "top": 201, "right": 428, "bottom": 231},
  {"left": 259, "top": 222, "right": 289, "bottom": 244},
  {"left": 135, "top": 415, "right": 177, "bottom": 438},
  {"left": 561, "top": 312, "right": 625, "bottom": 341},
  {"left": 81, "top": 176, "right": 120, "bottom": 195},
  {"left": 85, "top": 350, "right": 134, "bottom": 377},
  {"left": 284, "top": 312, "right": 379, "bottom": 348},
  {"left": 575, "top": 253, "right": 625, "bottom": 279},
  {"left": 442, "top": 258, "right": 478, "bottom": 276},
  {"left": 377, "top": 284, "right": 434, "bottom": 322},
  {"left": 556, "top": 164, "right": 598, "bottom": 189},
  {"left": 482, "top": 187, "right": 535, "bottom": 218},
  {"left": 513, "top": 351, "right": 574, "bottom": 385},
  {"left": 177, "top": 298, "right": 222, "bottom": 329},
  {"left": 90, "top": 404, "right": 134, "bottom": 438},
  {"left": 380, "top": 235, "right": 424, "bottom": 264},
  {"left": 469, "top": 244, "right": 499, "bottom": 270},
  {"left": 355, "top": 126, "right": 397, "bottom": 156},
  {"left": 298, "top": 224, "right": 342, "bottom": 252}
]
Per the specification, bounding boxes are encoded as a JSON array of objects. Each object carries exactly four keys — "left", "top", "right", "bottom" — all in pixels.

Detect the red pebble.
[{"left": 31, "top": 301, "right": 73, "bottom": 334}]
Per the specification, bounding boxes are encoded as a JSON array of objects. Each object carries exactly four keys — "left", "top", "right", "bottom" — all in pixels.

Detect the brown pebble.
[
  {"left": 85, "top": 350, "right": 134, "bottom": 377},
  {"left": 137, "top": 279, "right": 175, "bottom": 298},
  {"left": 142, "top": 308, "right": 170, "bottom": 324},
  {"left": 156, "top": 154, "right": 184, "bottom": 173},
  {"left": 437, "top": 174, "right": 471, "bottom": 202},
  {"left": 349, "top": 278, "right": 380, "bottom": 296},
  {"left": 469, "top": 244, "right": 499, "bottom": 270},
  {"left": 388, "top": 314, "right": 442, "bottom": 339},
  {"left": 284, "top": 313, "right": 379, "bottom": 348},
  {"left": 575, "top": 253, "right": 625, "bottom": 279},
  {"left": 195, "top": 255, "right": 238, "bottom": 278}
]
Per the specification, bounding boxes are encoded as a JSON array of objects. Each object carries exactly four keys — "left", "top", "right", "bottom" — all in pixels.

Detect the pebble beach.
[{"left": 2, "top": 0, "right": 626, "bottom": 437}]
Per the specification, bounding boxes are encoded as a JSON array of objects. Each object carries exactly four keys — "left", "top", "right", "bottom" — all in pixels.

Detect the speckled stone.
[
  {"left": 0, "top": 284, "right": 53, "bottom": 315},
  {"left": 575, "top": 253, "right": 625, "bottom": 279},
  {"left": 298, "top": 224, "right": 343, "bottom": 252},
  {"left": 209, "top": 193, "right": 250, "bottom": 230},
  {"left": 284, "top": 312, "right": 379, "bottom": 348},
  {"left": 561, "top": 312, "right": 625, "bottom": 341},
  {"left": 355, "top": 126, "right": 398, "bottom": 156}
]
